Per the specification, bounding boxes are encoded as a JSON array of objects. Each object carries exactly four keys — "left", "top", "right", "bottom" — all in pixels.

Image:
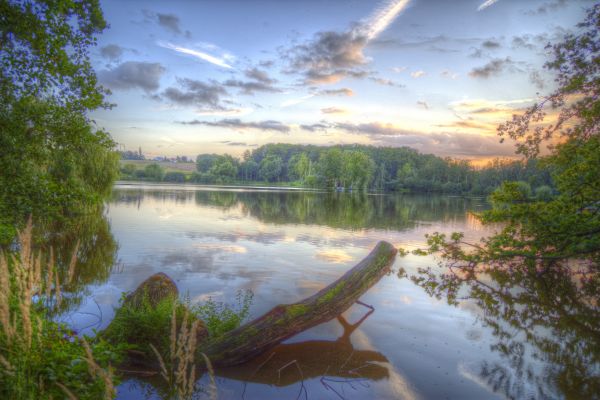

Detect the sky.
[{"left": 91, "top": 0, "right": 592, "bottom": 162}]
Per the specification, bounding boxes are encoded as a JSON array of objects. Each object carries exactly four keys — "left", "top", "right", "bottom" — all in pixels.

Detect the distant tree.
[
  {"left": 259, "top": 155, "right": 283, "bottom": 182},
  {"left": 317, "top": 148, "right": 344, "bottom": 188},
  {"left": 343, "top": 151, "right": 374, "bottom": 190},
  {"left": 163, "top": 171, "right": 186, "bottom": 183},
  {"left": 144, "top": 163, "right": 164, "bottom": 181},
  {"left": 121, "top": 164, "right": 137, "bottom": 177},
  {"left": 196, "top": 154, "right": 219, "bottom": 173},
  {"left": 209, "top": 155, "right": 238, "bottom": 183}
]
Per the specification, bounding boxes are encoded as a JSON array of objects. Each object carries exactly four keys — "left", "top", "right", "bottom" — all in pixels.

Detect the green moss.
[
  {"left": 318, "top": 282, "right": 345, "bottom": 305},
  {"left": 286, "top": 304, "right": 308, "bottom": 318}
]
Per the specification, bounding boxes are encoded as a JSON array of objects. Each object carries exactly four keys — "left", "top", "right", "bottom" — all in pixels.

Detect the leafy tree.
[
  {"left": 209, "top": 156, "right": 238, "bottom": 183},
  {"left": 0, "top": 0, "right": 118, "bottom": 242},
  {"left": 411, "top": 7, "right": 600, "bottom": 396},
  {"left": 259, "top": 155, "right": 283, "bottom": 182},
  {"left": 317, "top": 148, "right": 344, "bottom": 188},
  {"left": 144, "top": 163, "right": 164, "bottom": 181},
  {"left": 196, "top": 154, "right": 219, "bottom": 173},
  {"left": 342, "top": 151, "right": 374, "bottom": 190}
]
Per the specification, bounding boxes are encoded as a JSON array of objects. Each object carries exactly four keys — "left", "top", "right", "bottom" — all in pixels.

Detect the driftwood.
[{"left": 116, "top": 241, "right": 397, "bottom": 369}]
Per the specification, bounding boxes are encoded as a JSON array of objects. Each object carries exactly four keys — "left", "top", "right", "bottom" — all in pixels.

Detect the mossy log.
[
  {"left": 118, "top": 241, "right": 396, "bottom": 368},
  {"left": 202, "top": 241, "right": 396, "bottom": 366}
]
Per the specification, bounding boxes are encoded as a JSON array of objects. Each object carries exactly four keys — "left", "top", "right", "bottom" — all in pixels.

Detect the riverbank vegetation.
[{"left": 120, "top": 145, "right": 552, "bottom": 196}]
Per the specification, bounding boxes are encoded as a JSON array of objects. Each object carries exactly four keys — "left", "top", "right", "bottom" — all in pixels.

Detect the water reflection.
[
  {"left": 96, "top": 185, "right": 535, "bottom": 399},
  {"left": 410, "top": 260, "right": 600, "bottom": 399},
  {"left": 218, "top": 306, "right": 388, "bottom": 386},
  {"left": 40, "top": 209, "right": 118, "bottom": 314},
  {"left": 112, "top": 186, "right": 482, "bottom": 231}
]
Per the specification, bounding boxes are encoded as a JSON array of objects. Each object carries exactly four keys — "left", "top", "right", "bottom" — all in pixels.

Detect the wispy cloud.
[
  {"left": 280, "top": 94, "right": 315, "bottom": 108},
  {"left": 159, "top": 42, "right": 234, "bottom": 69},
  {"left": 179, "top": 118, "right": 291, "bottom": 133},
  {"left": 478, "top": 0, "right": 500, "bottom": 11},
  {"left": 360, "top": 0, "right": 411, "bottom": 41}
]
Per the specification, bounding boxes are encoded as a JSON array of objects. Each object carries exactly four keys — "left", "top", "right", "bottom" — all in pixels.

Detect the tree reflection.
[
  {"left": 110, "top": 187, "right": 481, "bottom": 231},
  {"left": 408, "top": 259, "right": 599, "bottom": 399},
  {"left": 38, "top": 209, "right": 118, "bottom": 313}
]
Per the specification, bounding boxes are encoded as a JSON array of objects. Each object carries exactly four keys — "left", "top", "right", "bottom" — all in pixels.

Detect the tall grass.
[{"left": 0, "top": 221, "right": 120, "bottom": 399}]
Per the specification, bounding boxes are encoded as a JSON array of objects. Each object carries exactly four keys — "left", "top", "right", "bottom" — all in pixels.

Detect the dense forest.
[{"left": 120, "top": 143, "right": 553, "bottom": 196}]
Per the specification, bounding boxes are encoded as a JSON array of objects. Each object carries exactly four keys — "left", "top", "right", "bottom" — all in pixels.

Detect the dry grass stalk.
[
  {"left": 81, "top": 338, "right": 116, "bottom": 400},
  {"left": 201, "top": 352, "right": 217, "bottom": 400},
  {"left": 67, "top": 239, "right": 80, "bottom": 285},
  {"left": 55, "top": 382, "right": 78, "bottom": 400},
  {"left": 152, "top": 307, "right": 206, "bottom": 400}
]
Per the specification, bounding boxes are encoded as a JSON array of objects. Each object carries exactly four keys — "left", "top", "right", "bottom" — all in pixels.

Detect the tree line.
[{"left": 121, "top": 143, "right": 553, "bottom": 196}]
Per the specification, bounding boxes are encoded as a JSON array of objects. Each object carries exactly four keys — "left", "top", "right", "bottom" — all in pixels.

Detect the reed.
[{"left": 0, "top": 220, "right": 119, "bottom": 399}]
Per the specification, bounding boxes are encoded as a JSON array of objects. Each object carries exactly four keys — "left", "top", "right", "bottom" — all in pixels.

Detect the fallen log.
[
  {"left": 113, "top": 241, "right": 397, "bottom": 369},
  {"left": 201, "top": 240, "right": 397, "bottom": 366}
]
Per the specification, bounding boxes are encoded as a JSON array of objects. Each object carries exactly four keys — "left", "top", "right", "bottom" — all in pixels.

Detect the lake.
[{"left": 62, "top": 183, "right": 598, "bottom": 400}]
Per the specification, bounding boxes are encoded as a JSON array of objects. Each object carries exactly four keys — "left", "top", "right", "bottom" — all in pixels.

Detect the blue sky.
[{"left": 91, "top": 0, "right": 591, "bottom": 162}]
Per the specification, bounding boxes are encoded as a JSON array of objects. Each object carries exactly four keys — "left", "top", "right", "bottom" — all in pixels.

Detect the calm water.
[{"left": 62, "top": 183, "right": 598, "bottom": 400}]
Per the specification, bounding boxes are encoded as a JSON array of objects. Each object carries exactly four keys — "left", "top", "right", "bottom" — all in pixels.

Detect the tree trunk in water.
[
  {"left": 116, "top": 241, "right": 397, "bottom": 369},
  {"left": 201, "top": 241, "right": 397, "bottom": 366}
]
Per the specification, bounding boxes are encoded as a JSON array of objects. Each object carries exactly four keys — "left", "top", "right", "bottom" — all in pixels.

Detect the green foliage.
[
  {"left": 209, "top": 155, "right": 238, "bottom": 183},
  {"left": 144, "top": 163, "right": 165, "bottom": 181},
  {"left": 103, "top": 293, "right": 184, "bottom": 355},
  {"left": 0, "top": 0, "right": 118, "bottom": 242},
  {"left": 259, "top": 154, "right": 284, "bottom": 182},
  {"left": 410, "top": 8, "right": 600, "bottom": 398},
  {"left": 104, "top": 290, "right": 253, "bottom": 354},
  {"left": 196, "top": 154, "right": 219, "bottom": 173},
  {"left": 0, "top": 228, "right": 123, "bottom": 400},
  {"left": 163, "top": 171, "right": 186, "bottom": 183},
  {"left": 191, "top": 290, "right": 253, "bottom": 338}
]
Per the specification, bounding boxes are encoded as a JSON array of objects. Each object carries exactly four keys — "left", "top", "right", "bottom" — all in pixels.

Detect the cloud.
[
  {"left": 160, "top": 78, "right": 227, "bottom": 110},
  {"left": 157, "top": 13, "right": 181, "bottom": 34},
  {"left": 315, "top": 88, "right": 355, "bottom": 97},
  {"left": 100, "top": 44, "right": 124, "bottom": 61},
  {"left": 327, "top": 120, "right": 516, "bottom": 157},
  {"left": 222, "top": 68, "right": 280, "bottom": 95},
  {"left": 280, "top": 94, "right": 315, "bottom": 108},
  {"left": 523, "top": 0, "right": 568, "bottom": 16},
  {"left": 392, "top": 66, "right": 407, "bottom": 73},
  {"left": 300, "top": 123, "right": 330, "bottom": 132},
  {"left": 436, "top": 120, "right": 495, "bottom": 130},
  {"left": 358, "top": 0, "right": 411, "bottom": 41},
  {"left": 416, "top": 101, "right": 429, "bottom": 109},
  {"left": 371, "top": 34, "right": 471, "bottom": 53},
  {"left": 286, "top": 31, "right": 370, "bottom": 83},
  {"left": 410, "top": 70, "right": 425, "bottom": 78},
  {"left": 283, "top": 0, "right": 410, "bottom": 84},
  {"left": 223, "top": 79, "right": 281, "bottom": 95},
  {"left": 481, "top": 40, "right": 501, "bottom": 49},
  {"left": 369, "top": 77, "right": 404, "bottom": 87},
  {"left": 334, "top": 121, "right": 408, "bottom": 136},
  {"left": 179, "top": 118, "right": 291, "bottom": 133},
  {"left": 99, "top": 61, "right": 165, "bottom": 92},
  {"left": 469, "top": 57, "right": 515, "bottom": 78},
  {"left": 143, "top": 10, "right": 185, "bottom": 35},
  {"left": 244, "top": 68, "right": 276, "bottom": 84},
  {"left": 440, "top": 69, "right": 459, "bottom": 79},
  {"left": 478, "top": 0, "right": 500, "bottom": 11},
  {"left": 159, "top": 42, "right": 234, "bottom": 69},
  {"left": 321, "top": 107, "right": 347, "bottom": 114}
]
